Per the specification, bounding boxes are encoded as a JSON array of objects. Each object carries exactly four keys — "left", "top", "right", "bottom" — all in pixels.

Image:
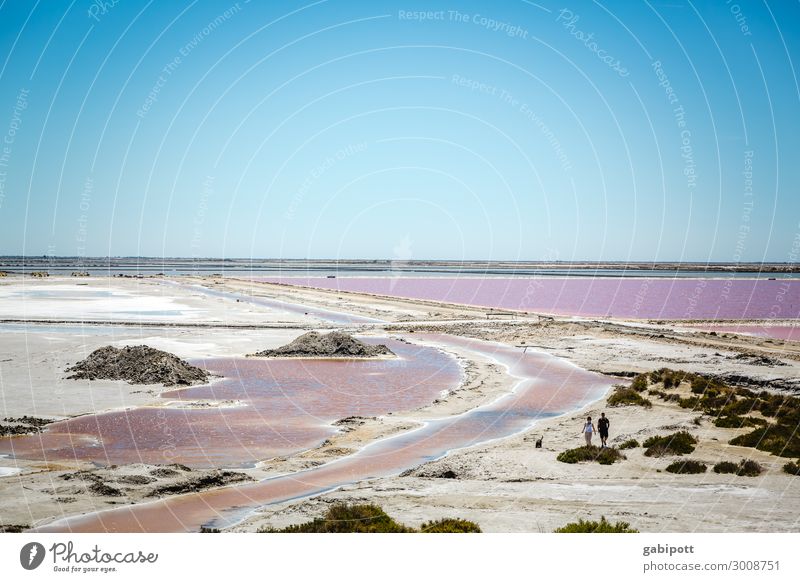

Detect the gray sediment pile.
[
  {"left": 66, "top": 345, "right": 209, "bottom": 386},
  {"left": 250, "top": 331, "right": 394, "bottom": 358}
]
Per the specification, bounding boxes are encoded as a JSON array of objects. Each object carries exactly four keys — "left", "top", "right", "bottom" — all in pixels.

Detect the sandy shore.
[{"left": 1, "top": 275, "right": 799, "bottom": 532}]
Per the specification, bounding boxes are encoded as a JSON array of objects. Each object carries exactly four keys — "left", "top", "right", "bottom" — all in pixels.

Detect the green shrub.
[
  {"left": 713, "top": 415, "right": 766, "bottom": 429},
  {"left": 643, "top": 431, "right": 697, "bottom": 457},
  {"left": 665, "top": 460, "right": 707, "bottom": 474},
  {"left": 630, "top": 374, "right": 648, "bottom": 392},
  {"left": 554, "top": 516, "right": 638, "bottom": 533},
  {"left": 649, "top": 390, "right": 680, "bottom": 402},
  {"left": 608, "top": 386, "right": 652, "bottom": 408},
  {"left": 713, "top": 461, "right": 738, "bottom": 474},
  {"left": 737, "top": 460, "right": 763, "bottom": 477},
  {"left": 714, "top": 459, "right": 762, "bottom": 477},
  {"left": 691, "top": 377, "right": 709, "bottom": 394},
  {"left": 783, "top": 460, "right": 800, "bottom": 475},
  {"left": 557, "top": 446, "right": 625, "bottom": 465},
  {"left": 678, "top": 397, "right": 700, "bottom": 409},
  {"left": 730, "top": 424, "right": 800, "bottom": 458},
  {"left": 618, "top": 439, "right": 639, "bottom": 450},
  {"left": 633, "top": 368, "right": 800, "bottom": 460},
  {"left": 419, "top": 518, "right": 481, "bottom": 533},
  {"left": 258, "top": 503, "right": 480, "bottom": 533}
]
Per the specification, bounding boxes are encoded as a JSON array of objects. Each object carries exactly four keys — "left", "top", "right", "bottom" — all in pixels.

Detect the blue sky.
[{"left": 0, "top": 0, "right": 798, "bottom": 261}]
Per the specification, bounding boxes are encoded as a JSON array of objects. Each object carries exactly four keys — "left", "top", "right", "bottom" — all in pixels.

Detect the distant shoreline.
[{"left": 1, "top": 256, "right": 798, "bottom": 275}]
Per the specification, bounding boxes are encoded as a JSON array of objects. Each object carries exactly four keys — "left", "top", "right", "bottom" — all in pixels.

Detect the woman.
[{"left": 582, "top": 416, "right": 596, "bottom": 447}]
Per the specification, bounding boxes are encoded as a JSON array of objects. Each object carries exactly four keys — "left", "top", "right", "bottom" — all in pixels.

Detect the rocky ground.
[
  {"left": 66, "top": 345, "right": 210, "bottom": 386},
  {"left": 250, "top": 330, "right": 393, "bottom": 358},
  {"left": 0, "top": 462, "right": 252, "bottom": 532}
]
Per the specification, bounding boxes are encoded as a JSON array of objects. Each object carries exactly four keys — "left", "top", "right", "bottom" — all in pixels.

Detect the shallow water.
[
  {"left": 259, "top": 277, "right": 800, "bottom": 321},
  {"left": 0, "top": 338, "right": 459, "bottom": 467},
  {"left": 35, "top": 335, "right": 614, "bottom": 532},
  {"left": 160, "top": 280, "right": 383, "bottom": 324}
]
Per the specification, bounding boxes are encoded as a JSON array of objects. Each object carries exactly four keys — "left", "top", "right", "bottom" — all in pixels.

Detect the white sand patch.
[
  {"left": 0, "top": 282, "right": 204, "bottom": 321},
  {"left": 0, "top": 467, "right": 21, "bottom": 477}
]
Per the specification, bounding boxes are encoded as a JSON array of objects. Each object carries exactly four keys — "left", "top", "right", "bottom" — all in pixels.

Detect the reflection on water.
[
  {"left": 0, "top": 339, "right": 459, "bottom": 467},
  {"left": 36, "top": 335, "right": 614, "bottom": 533}
]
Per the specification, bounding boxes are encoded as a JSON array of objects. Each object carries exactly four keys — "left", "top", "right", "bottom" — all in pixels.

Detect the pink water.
[
  {"left": 260, "top": 277, "right": 800, "bottom": 321},
  {"left": 0, "top": 339, "right": 460, "bottom": 468},
  {"left": 35, "top": 335, "right": 614, "bottom": 532}
]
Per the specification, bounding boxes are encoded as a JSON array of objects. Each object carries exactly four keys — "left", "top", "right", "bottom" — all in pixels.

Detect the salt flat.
[{"left": 1, "top": 274, "right": 800, "bottom": 533}]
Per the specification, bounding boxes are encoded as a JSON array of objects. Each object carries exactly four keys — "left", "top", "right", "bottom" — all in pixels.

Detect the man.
[{"left": 598, "top": 412, "right": 610, "bottom": 448}]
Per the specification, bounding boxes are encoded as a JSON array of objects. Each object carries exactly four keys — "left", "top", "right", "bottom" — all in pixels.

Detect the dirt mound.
[
  {"left": 0, "top": 416, "right": 54, "bottom": 436},
  {"left": 401, "top": 465, "right": 461, "bottom": 479},
  {"left": 731, "top": 353, "right": 786, "bottom": 367},
  {"left": 250, "top": 331, "right": 394, "bottom": 358},
  {"left": 145, "top": 470, "right": 252, "bottom": 498},
  {"left": 66, "top": 345, "right": 209, "bottom": 386}
]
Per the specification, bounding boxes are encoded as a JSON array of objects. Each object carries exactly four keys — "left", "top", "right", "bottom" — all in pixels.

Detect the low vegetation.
[
  {"left": 650, "top": 369, "right": 689, "bottom": 389},
  {"left": 618, "top": 439, "right": 639, "bottom": 450},
  {"left": 643, "top": 431, "right": 697, "bottom": 457},
  {"left": 419, "top": 518, "right": 482, "bottom": 533},
  {"left": 713, "top": 459, "right": 763, "bottom": 477},
  {"left": 635, "top": 368, "right": 800, "bottom": 459},
  {"left": 783, "top": 460, "right": 800, "bottom": 475},
  {"left": 557, "top": 446, "right": 625, "bottom": 465},
  {"left": 713, "top": 415, "right": 766, "bottom": 429},
  {"left": 607, "top": 386, "right": 652, "bottom": 408},
  {"left": 729, "top": 423, "right": 800, "bottom": 458},
  {"left": 665, "top": 460, "right": 707, "bottom": 474},
  {"left": 554, "top": 516, "right": 638, "bottom": 533},
  {"left": 630, "top": 374, "right": 649, "bottom": 392},
  {"left": 258, "top": 503, "right": 481, "bottom": 533},
  {"left": 648, "top": 390, "right": 681, "bottom": 403}
]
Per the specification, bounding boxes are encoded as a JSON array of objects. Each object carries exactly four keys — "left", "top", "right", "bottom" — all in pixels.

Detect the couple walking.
[{"left": 582, "top": 413, "right": 609, "bottom": 448}]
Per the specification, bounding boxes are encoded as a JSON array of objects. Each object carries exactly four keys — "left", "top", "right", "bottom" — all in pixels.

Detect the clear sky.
[{"left": 0, "top": 0, "right": 798, "bottom": 262}]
